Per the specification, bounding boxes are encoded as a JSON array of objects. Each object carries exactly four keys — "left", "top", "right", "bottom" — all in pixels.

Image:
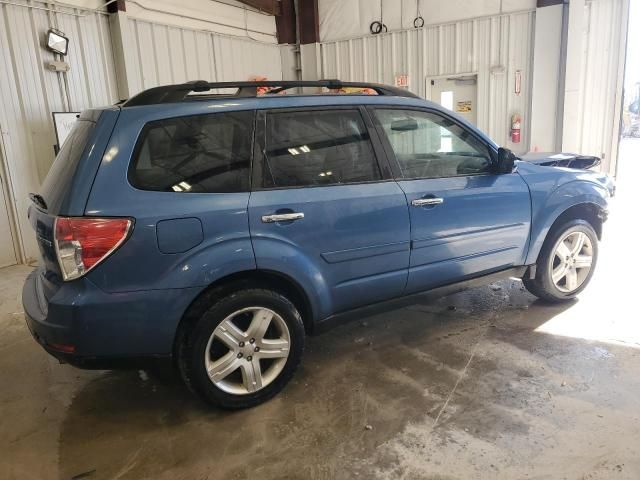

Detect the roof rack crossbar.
[{"left": 123, "top": 80, "right": 419, "bottom": 106}]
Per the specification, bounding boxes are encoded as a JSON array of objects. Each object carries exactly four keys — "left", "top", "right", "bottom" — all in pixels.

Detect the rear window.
[
  {"left": 40, "top": 119, "right": 95, "bottom": 213},
  {"left": 129, "top": 111, "right": 254, "bottom": 193}
]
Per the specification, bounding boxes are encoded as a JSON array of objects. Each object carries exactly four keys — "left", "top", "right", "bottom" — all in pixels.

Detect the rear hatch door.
[{"left": 29, "top": 108, "right": 120, "bottom": 283}]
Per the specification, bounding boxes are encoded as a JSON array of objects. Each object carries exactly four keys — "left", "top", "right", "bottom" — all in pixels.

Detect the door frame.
[
  {"left": 0, "top": 124, "right": 25, "bottom": 266},
  {"left": 424, "top": 72, "right": 479, "bottom": 104}
]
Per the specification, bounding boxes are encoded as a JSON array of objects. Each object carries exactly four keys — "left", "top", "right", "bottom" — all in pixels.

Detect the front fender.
[
  {"left": 251, "top": 236, "right": 332, "bottom": 322},
  {"left": 525, "top": 180, "right": 608, "bottom": 265}
]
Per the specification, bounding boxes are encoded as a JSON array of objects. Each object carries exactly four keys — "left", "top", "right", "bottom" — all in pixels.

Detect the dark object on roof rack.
[{"left": 123, "top": 79, "right": 419, "bottom": 107}]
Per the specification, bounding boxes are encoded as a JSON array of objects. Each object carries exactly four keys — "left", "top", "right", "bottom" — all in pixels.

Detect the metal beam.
[
  {"left": 298, "top": 0, "right": 319, "bottom": 45},
  {"left": 106, "top": 0, "right": 126, "bottom": 13},
  {"left": 234, "top": 0, "right": 280, "bottom": 16},
  {"left": 276, "top": 0, "right": 296, "bottom": 44},
  {"left": 537, "top": 0, "right": 564, "bottom": 7}
]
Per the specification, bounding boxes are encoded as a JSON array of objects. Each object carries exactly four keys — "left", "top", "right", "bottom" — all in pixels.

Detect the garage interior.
[{"left": 0, "top": 0, "right": 638, "bottom": 478}]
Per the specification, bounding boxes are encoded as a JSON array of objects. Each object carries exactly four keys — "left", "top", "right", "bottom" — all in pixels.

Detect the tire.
[
  {"left": 523, "top": 219, "right": 598, "bottom": 303},
  {"left": 178, "top": 288, "right": 305, "bottom": 409}
]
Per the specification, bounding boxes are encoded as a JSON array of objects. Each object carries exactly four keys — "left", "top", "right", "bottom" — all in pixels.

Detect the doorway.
[{"left": 428, "top": 75, "right": 478, "bottom": 125}]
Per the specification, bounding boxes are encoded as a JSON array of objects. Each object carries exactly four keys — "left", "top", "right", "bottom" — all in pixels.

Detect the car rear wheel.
[
  {"left": 178, "top": 289, "right": 305, "bottom": 409},
  {"left": 523, "top": 219, "right": 598, "bottom": 302}
]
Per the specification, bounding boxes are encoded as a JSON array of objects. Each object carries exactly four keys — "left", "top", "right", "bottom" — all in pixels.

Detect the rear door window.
[
  {"left": 129, "top": 110, "right": 254, "bottom": 193},
  {"left": 261, "top": 109, "right": 381, "bottom": 188}
]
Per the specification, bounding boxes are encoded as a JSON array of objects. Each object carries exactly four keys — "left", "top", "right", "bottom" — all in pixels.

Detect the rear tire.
[
  {"left": 523, "top": 219, "right": 598, "bottom": 303},
  {"left": 178, "top": 288, "right": 305, "bottom": 409}
]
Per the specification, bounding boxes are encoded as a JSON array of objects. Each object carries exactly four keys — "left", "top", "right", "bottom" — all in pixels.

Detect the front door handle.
[
  {"left": 261, "top": 212, "right": 305, "bottom": 223},
  {"left": 411, "top": 197, "right": 444, "bottom": 207}
]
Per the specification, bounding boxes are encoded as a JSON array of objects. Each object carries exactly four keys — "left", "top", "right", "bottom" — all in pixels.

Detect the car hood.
[
  {"left": 519, "top": 152, "right": 601, "bottom": 170},
  {"left": 516, "top": 160, "right": 616, "bottom": 198}
]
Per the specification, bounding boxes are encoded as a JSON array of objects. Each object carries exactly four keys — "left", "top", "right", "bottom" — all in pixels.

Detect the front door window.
[{"left": 374, "top": 109, "right": 493, "bottom": 179}]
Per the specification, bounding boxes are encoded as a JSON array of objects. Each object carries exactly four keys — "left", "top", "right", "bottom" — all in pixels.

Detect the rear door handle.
[
  {"left": 411, "top": 197, "right": 444, "bottom": 207},
  {"left": 261, "top": 212, "right": 305, "bottom": 223}
]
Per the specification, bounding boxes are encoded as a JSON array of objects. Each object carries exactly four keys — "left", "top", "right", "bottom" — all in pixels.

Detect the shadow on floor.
[{"left": 55, "top": 285, "right": 597, "bottom": 480}]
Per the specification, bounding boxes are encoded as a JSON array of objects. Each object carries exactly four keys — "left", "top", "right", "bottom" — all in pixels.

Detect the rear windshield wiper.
[{"left": 29, "top": 193, "right": 48, "bottom": 211}]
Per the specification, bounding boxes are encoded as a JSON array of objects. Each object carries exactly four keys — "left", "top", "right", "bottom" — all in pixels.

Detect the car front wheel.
[
  {"left": 178, "top": 288, "right": 305, "bottom": 409},
  {"left": 523, "top": 219, "right": 598, "bottom": 302}
]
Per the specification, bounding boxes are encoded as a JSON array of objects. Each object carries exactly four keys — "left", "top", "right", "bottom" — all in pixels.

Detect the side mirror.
[{"left": 497, "top": 147, "right": 516, "bottom": 173}]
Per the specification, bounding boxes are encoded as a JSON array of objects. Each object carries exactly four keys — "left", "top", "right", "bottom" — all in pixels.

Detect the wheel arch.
[
  {"left": 548, "top": 203, "right": 604, "bottom": 240},
  {"left": 527, "top": 201, "right": 606, "bottom": 265},
  {"left": 173, "top": 269, "right": 317, "bottom": 360}
]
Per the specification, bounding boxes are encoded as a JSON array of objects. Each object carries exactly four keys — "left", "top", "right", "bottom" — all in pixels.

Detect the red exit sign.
[{"left": 395, "top": 74, "right": 409, "bottom": 88}]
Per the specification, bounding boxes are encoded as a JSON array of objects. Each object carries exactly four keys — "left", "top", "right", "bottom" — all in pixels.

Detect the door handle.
[
  {"left": 261, "top": 212, "right": 305, "bottom": 223},
  {"left": 411, "top": 197, "right": 444, "bottom": 207}
]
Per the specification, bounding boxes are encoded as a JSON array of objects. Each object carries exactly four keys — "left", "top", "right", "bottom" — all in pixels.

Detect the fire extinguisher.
[{"left": 511, "top": 114, "right": 521, "bottom": 143}]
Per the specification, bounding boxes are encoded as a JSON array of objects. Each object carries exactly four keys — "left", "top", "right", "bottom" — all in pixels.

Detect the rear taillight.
[{"left": 54, "top": 217, "right": 132, "bottom": 281}]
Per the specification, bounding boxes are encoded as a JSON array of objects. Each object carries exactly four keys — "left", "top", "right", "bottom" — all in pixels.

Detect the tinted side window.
[
  {"left": 375, "top": 109, "right": 493, "bottom": 179},
  {"left": 263, "top": 109, "right": 381, "bottom": 188},
  {"left": 129, "top": 111, "right": 254, "bottom": 193}
]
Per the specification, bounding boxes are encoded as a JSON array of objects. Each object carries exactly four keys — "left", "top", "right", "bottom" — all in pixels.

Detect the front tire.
[
  {"left": 178, "top": 289, "right": 305, "bottom": 409},
  {"left": 523, "top": 219, "right": 598, "bottom": 302}
]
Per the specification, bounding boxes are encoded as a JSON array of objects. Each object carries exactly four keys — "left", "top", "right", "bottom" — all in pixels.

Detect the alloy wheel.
[
  {"left": 204, "top": 307, "right": 291, "bottom": 395},
  {"left": 550, "top": 231, "right": 594, "bottom": 293}
]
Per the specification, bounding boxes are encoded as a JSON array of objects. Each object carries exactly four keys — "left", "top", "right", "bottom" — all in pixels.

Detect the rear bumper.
[
  {"left": 23, "top": 311, "right": 171, "bottom": 369},
  {"left": 22, "top": 268, "right": 202, "bottom": 368}
]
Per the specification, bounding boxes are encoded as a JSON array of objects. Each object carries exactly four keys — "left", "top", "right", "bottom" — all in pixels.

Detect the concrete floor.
[{"left": 1, "top": 139, "right": 639, "bottom": 480}]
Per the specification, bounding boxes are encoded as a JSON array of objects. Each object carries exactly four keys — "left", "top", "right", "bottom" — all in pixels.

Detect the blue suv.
[{"left": 22, "top": 80, "right": 612, "bottom": 408}]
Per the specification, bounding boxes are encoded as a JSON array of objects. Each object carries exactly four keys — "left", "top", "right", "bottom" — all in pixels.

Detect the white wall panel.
[
  {"left": 126, "top": 0, "right": 277, "bottom": 43},
  {"left": 126, "top": 18, "right": 287, "bottom": 95},
  {"left": 529, "top": 4, "right": 563, "bottom": 152},
  {"left": 61, "top": 0, "right": 278, "bottom": 42},
  {"left": 0, "top": 1, "right": 118, "bottom": 263},
  {"left": 574, "top": 0, "right": 627, "bottom": 173},
  {"left": 319, "top": 11, "right": 535, "bottom": 148},
  {"left": 319, "top": 0, "right": 536, "bottom": 42}
]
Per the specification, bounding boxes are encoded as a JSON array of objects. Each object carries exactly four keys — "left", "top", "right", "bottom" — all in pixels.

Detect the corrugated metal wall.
[
  {"left": 0, "top": 1, "right": 118, "bottom": 262},
  {"left": 319, "top": 11, "right": 536, "bottom": 149},
  {"left": 125, "top": 17, "right": 287, "bottom": 95},
  {"left": 318, "top": 0, "right": 537, "bottom": 41},
  {"left": 574, "top": 0, "right": 627, "bottom": 173}
]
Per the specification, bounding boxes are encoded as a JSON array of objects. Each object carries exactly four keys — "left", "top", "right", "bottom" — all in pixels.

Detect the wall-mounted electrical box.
[{"left": 46, "top": 61, "right": 70, "bottom": 72}]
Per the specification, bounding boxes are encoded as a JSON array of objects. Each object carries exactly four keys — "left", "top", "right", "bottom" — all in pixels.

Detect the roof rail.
[{"left": 122, "top": 80, "right": 419, "bottom": 107}]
